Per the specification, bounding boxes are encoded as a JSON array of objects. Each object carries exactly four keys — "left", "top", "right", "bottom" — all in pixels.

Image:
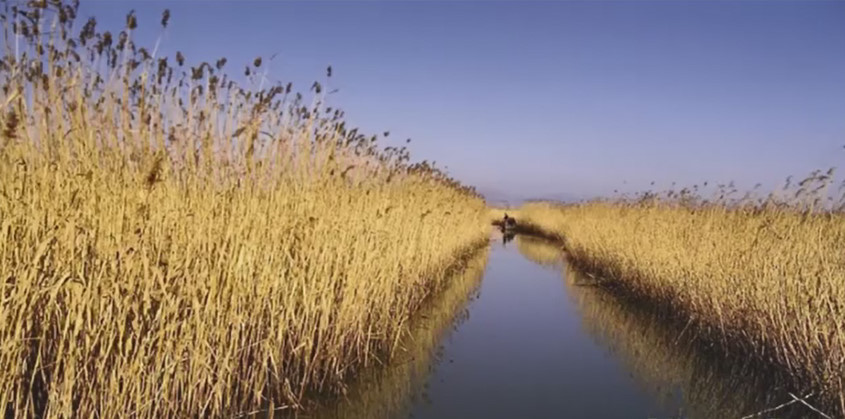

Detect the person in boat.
[{"left": 502, "top": 213, "right": 517, "bottom": 229}]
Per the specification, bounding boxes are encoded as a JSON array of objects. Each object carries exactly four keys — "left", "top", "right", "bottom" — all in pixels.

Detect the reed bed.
[
  {"left": 516, "top": 180, "right": 845, "bottom": 416},
  {"left": 290, "top": 247, "right": 488, "bottom": 419},
  {"left": 513, "top": 236, "right": 811, "bottom": 417},
  {"left": 562, "top": 261, "right": 813, "bottom": 418},
  {"left": 0, "top": 1, "right": 488, "bottom": 417}
]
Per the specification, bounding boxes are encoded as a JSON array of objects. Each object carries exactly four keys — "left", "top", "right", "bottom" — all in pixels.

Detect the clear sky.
[{"left": 76, "top": 0, "right": 845, "bottom": 202}]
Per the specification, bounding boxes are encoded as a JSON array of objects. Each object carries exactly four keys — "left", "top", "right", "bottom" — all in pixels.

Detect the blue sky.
[{"left": 75, "top": 0, "right": 845, "bottom": 202}]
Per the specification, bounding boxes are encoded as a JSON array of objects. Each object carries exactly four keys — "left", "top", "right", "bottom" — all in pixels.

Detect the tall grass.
[
  {"left": 297, "top": 248, "right": 488, "bottom": 419},
  {"left": 0, "top": 1, "right": 488, "bottom": 417},
  {"left": 562, "top": 261, "right": 814, "bottom": 419},
  {"left": 516, "top": 179, "right": 845, "bottom": 416},
  {"left": 513, "top": 236, "right": 813, "bottom": 417}
]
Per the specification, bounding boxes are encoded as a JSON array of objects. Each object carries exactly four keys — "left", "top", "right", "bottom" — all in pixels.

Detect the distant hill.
[
  {"left": 478, "top": 187, "right": 586, "bottom": 207},
  {"left": 523, "top": 192, "right": 587, "bottom": 204}
]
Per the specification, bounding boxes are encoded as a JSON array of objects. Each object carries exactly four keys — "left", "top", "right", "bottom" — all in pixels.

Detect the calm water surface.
[
  {"left": 298, "top": 234, "right": 812, "bottom": 419},
  {"left": 408, "top": 239, "right": 668, "bottom": 419}
]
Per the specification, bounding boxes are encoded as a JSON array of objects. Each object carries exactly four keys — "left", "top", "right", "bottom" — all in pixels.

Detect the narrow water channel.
[
  {"left": 407, "top": 236, "right": 673, "bottom": 419},
  {"left": 297, "top": 234, "right": 813, "bottom": 419}
]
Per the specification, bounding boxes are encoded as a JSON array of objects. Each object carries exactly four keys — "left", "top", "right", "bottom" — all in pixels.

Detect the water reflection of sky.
[{"left": 410, "top": 243, "right": 667, "bottom": 419}]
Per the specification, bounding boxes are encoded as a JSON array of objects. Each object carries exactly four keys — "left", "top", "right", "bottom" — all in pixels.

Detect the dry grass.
[
  {"left": 0, "top": 2, "right": 488, "bottom": 417},
  {"left": 562, "top": 261, "right": 816, "bottom": 418},
  {"left": 512, "top": 236, "right": 814, "bottom": 417},
  {"left": 517, "top": 186, "right": 845, "bottom": 415},
  {"left": 291, "top": 247, "right": 488, "bottom": 419}
]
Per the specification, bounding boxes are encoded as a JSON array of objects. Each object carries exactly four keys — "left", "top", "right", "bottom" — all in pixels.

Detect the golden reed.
[
  {"left": 516, "top": 182, "right": 845, "bottom": 416},
  {"left": 0, "top": 1, "right": 489, "bottom": 417}
]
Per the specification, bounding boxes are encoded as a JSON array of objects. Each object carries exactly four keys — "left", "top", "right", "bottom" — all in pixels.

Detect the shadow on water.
[
  {"left": 516, "top": 235, "right": 819, "bottom": 419},
  {"left": 272, "top": 247, "right": 490, "bottom": 419}
]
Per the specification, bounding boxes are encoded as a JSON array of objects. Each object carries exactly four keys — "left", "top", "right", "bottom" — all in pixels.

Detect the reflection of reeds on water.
[
  {"left": 562, "top": 262, "right": 823, "bottom": 419},
  {"left": 277, "top": 248, "right": 490, "bottom": 419},
  {"left": 514, "top": 235, "right": 564, "bottom": 268}
]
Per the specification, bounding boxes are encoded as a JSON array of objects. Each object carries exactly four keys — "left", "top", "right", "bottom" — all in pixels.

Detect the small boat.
[{"left": 501, "top": 213, "right": 517, "bottom": 231}]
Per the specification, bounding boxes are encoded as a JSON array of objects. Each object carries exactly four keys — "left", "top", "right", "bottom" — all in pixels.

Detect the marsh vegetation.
[
  {"left": 515, "top": 177, "right": 845, "bottom": 417},
  {"left": 282, "top": 248, "right": 488, "bottom": 419},
  {"left": 515, "top": 235, "right": 821, "bottom": 418},
  {"left": 0, "top": 1, "right": 486, "bottom": 417},
  {"left": 1, "top": 1, "right": 842, "bottom": 418}
]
